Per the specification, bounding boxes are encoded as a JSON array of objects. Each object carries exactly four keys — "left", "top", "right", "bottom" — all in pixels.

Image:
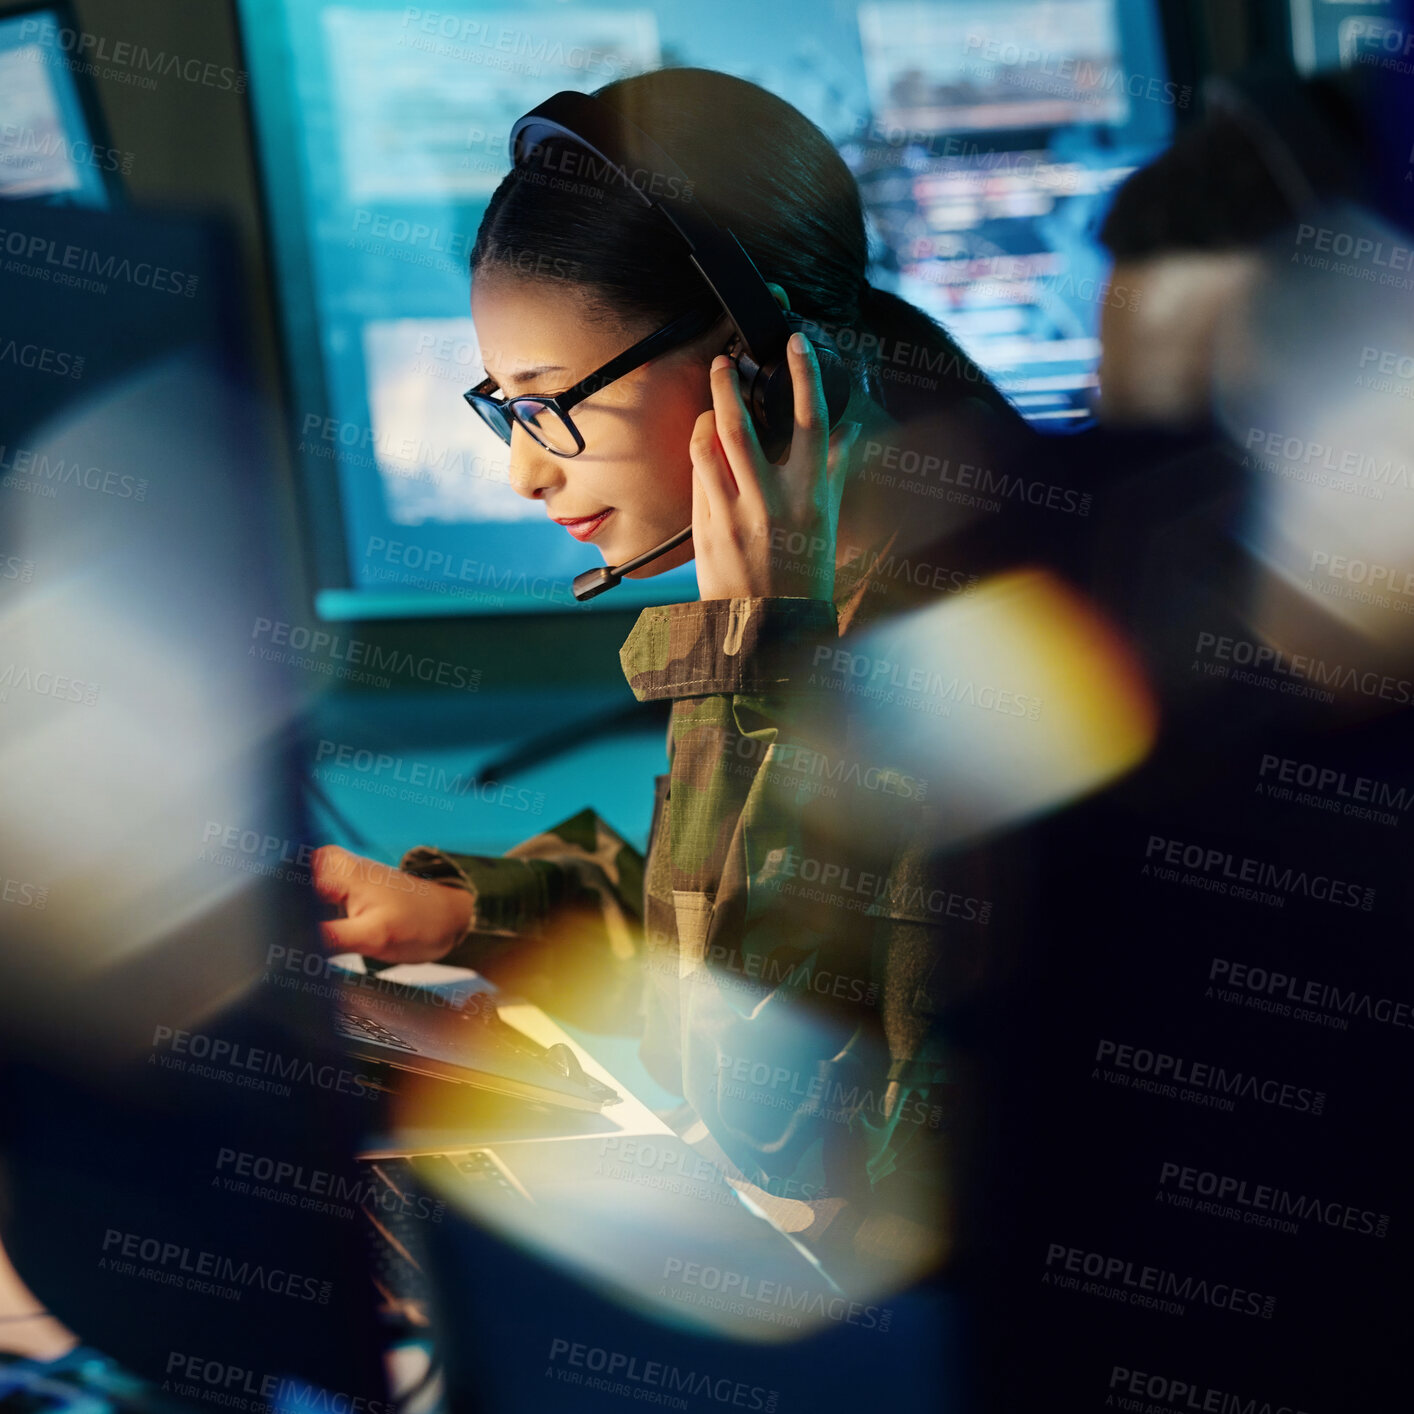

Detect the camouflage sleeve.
[
  {"left": 619, "top": 597, "right": 839, "bottom": 701},
  {"left": 398, "top": 807, "right": 647, "bottom": 1029}
]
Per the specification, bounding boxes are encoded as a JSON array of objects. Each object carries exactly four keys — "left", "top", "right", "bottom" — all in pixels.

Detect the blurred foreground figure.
[
  {"left": 0, "top": 204, "right": 389, "bottom": 1411},
  {"left": 1096, "top": 66, "right": 1414, "bottom": 668},
  {"left": 958, "top": 66, "right": 1414, "bottom": 1413}
]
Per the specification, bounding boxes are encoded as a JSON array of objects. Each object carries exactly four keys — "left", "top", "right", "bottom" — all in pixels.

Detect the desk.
[
  {"left": 338, "top": 958, "right": 855, "bottom": 1344},
  {"left": 319, "top": 962, "right": 948, "bottom": 1412}
]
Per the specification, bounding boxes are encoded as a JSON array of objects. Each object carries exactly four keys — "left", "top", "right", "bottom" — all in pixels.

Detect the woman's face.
[{"left": 471, "top": 274, "right": 723, "bottom": 576}]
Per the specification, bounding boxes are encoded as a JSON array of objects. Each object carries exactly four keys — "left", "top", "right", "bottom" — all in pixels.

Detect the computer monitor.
[
  {"left": 0, "top": 2, "right": 121, "bottom": 207},
  {"left": 851, "top": 0, "right": 1174, "bottom": 423}
]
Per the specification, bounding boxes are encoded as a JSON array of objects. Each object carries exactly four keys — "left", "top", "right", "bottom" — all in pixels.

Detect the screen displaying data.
[
  {"left": 0, "top": 7, "right": 115, "bottom": 207},
  {"left": 852, "top": 1, "right": 1172, "bottom": 421},
  {"left": 858, "top": 0, "right": 1131, "bottom": 132}
]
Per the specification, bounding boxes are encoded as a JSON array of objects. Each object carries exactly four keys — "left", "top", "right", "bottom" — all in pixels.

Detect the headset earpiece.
[{"left": 728, "top": 314, "right": 853, "bottom": 463}]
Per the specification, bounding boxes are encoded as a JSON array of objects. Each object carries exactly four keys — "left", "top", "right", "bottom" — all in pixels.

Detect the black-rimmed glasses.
[{"left": 464, "top": 306, "right": 720, "bottom": 457}]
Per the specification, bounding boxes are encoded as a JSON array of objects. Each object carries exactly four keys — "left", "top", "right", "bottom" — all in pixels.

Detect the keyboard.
[{"left": 336, "top": 1009, "right": 420, "bottom": 1052}]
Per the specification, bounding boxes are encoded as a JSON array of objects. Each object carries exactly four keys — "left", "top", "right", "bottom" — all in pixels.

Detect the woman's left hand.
[{"left": 690, "top": 332, "right": 853, "bottom": 601}]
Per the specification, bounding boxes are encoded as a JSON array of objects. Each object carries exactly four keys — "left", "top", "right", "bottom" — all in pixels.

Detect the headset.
[{"left": 505, "top": 90, "right": 854, "bottom": 601}]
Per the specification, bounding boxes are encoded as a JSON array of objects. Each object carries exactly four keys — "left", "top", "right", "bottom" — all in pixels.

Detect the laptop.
[{"left": 331, "top": 970, "right": 621, "bottom": 1111}]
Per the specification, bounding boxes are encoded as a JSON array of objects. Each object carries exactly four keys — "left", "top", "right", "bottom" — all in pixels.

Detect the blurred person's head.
[
  {"left": 468, "top": 67, "right": 1019, "bottom": 576},
  {"left": 1097, "top": 72, "right": 1365, "bottom": 428}
]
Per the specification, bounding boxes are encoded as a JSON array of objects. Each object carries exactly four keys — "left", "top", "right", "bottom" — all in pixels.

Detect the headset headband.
[{"left": 508, "top": 90, "right": 788, "bottom": 363}]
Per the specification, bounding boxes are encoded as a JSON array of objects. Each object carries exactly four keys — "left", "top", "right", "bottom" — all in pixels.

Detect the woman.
[{"left": 313, "top": 68, "right": 1028, "bottom": 1294}]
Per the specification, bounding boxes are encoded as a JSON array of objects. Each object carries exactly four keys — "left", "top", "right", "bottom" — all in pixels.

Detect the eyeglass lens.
[{"left": 510, "top": 399, "right": 579, "bottom": 454}]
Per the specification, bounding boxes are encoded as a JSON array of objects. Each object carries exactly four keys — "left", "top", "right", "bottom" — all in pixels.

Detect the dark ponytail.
[
  {"left": 853, "top": 282, "right": 1026, "bottom": 427},
  {"left": 472, "top": 67, "right": 1022, "bottom": 426}
]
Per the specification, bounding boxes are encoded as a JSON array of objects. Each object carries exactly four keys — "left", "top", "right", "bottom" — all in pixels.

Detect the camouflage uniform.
[{"left": 401, "top": 544, "right": 978, "bottom": 1279}]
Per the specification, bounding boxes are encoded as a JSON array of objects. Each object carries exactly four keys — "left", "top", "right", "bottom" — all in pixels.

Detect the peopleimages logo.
[
  {"left": 1259, "top": 752, "right": 1411, "bottom": 817},
  {"left": 1143, "top": 834, "right": 1375, "bottom": 911},
  {"left": 692, "top": 718, "right": 928, "bottom": 803},
  {"left": 199, "top": 822, "right": 429, "bottom": 895},
  {"left": 1209, "top": 957, "right": 1414, "bottom": 1035},
  {"left": 660, "top": 1257, "right": 891, "bottom": 1333},
  {"left": 214, "top": 1147, "right": 445, "bottom": 1225},
  {"left": 1306, "top": 549, "right": 1414, "bottom": 616},
  {"left": 774, "top": 847, "right": 991, "bottom": 923},
  {"left": 250, "top": 618, "right": 481, "bottom": 691},
  {"left": 0, "top": 442, "right": 147, "bottom": 499},
  {"left": 0, "top": 662, "right": 99, "bottom": 706},
  {"left": 716, "top": 1053, "right": 948, "bottom": 1132},
  {"left": 1358, "top": 345, "right": 1414, "bottom": 382},
  {"left": 100, "top": 1230, "right": 331, "bottom": 1304},
  {"left": 263, "top": 943, "right": 485, "bottom": 1015},
  {"left": 2, "top": 878, "right": 48, "bottom": 909},
  {"left": 1242, "top": 427, "right": 1412, "bottom": 495},
  {"left": 1294, "top": 222, "right": 1414, "bottom": 273},
  {"left": 838, "top": 538, "right": 977, "bottom": 600},
  {"left": 1157, "top": 1161, "right": 1390, "bottom": 1240},
  {"left": 165, "top": 1353, "right": 390, "bottom": 1414},
  {"left": 705, "top": 943, "right": 879, "bottom": 1007},
  {"left": 810, "top": 644, "right": 1042, "bottom": 718},
  {"left": 1043, "top": 1243, "right": 1275, "bottom": 1319},
  {"left": 1107, "top": 1365, "right": 1311, "bottom": 1414},
  {"left": 960, "top": 34, "right": 1191, "bottom": 108},
  {"left": 1195, "top": 629, "right": 1414, "bottom": 703},
  {"left": 0, "top": 226, "right": 199, "bottom": 296},
  {"left": 398, "top": 9, "right": 630, "bottom": 82},
  {"left": 150, "top": 1024, "right": 380, "bottom": 1103},
  {"left": 17, "top": 17, "right": 248, "bottom": 93},
  {"left": 0, "top": 336, "right": 83, "bottom": 379},
  {"left": 545, "top": 1338, "right": 777, "bottom": 1411},
  {"left": 859, "top": 440, "right": 1092, "bottom": 516},
  {"left": 313, "top": 737, "right": 546, "bottom": 815},
  {"left": 595, "top": 1134, "right": 825, "bottom": 1206},
  {"left": 1093, "top": 1038, "right": 1325, "bottom": 1117},
  {"left": 0, "top": 123, "right": 133, "bottom": 177}
]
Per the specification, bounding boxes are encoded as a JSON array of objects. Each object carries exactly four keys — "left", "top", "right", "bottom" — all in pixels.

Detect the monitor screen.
[
  {"left": 0, "top": 6, "right": 116, "bottom": 207},
  {"left": 851, "top": 0, "right": 1173, "bottom": 422},
  {"left": 858, "top": 0, "right": 1130, "bottom": 133},
  {"left": 1289, "top": 0, "right": 1414, "bottom": 75},
  {"left": 239, "top": 0, "right": 1170, "bottom": 618}
]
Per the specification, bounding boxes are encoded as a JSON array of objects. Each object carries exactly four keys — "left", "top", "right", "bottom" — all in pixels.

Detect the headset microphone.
[{"left": 572, "top": 524, "right": 692, "bottom": 602}]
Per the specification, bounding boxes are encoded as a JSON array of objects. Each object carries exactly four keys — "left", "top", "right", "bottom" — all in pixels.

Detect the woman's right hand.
[{"left": 310, "top": 844, "right": 474, "bottom": 964}]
